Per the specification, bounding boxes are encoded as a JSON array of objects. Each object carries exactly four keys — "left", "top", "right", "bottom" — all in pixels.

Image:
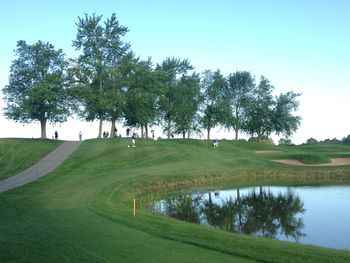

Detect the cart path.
[{"left": 0, "top": 141, "right": 81, "bottom": 193}]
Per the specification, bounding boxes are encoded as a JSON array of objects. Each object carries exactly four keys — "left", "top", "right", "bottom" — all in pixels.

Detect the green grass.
[
  {"left": 0, "top": 138, "right": 62, "bottom": 180},
  {"left": 1, "top": 138, "right": 350, "bottom": 262},
  {"left": 296, "top": 153, "right": 330, "bottom": 164}
]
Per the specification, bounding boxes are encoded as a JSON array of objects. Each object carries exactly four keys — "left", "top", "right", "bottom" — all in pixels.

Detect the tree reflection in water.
[{"left": 154, "top": 187, "right": 305, "bottom": 241}]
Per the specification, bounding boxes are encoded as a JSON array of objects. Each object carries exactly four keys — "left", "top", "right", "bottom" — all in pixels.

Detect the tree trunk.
[
  {"left": 235, "top": 106, "right": 239, "bottom": 140},
  {"left": 110, "top": 118, "right": 116, "bottom": 138},
  {"left": 98, "top": 117, "right": 103, "bottom": 138},
  {"left": 40, "top": 118, "right": 47, "bottom": 139},
  {"left": 187, "top": 126, "right": 191, "bottom": 139},
  {"left": 167, "top": 115, "right": 171, "bottom": 139},
  {"left": 257, "top": 132, "right": 262, "bottom": 142},
  {"left": 182, "top": 130, "right": 186, "bottom": 139},
  {"left": 98, "top": 71, "right": 103, "bottom": 138},
  {"left": 145, "top": 123, "right": 148, "bottom": 139},
  {"left": 141, "top": 126, "right": 144, "bottom": 138},
  {"left": 207, "top": 127, "right": 211, "bottom": 140},
  {"left": 235, "top": 128, "right": 239, "bottom": 140}
]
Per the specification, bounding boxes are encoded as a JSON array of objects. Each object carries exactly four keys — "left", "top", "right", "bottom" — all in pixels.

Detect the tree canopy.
[
  {"left": 3, "top": 13, "right": 302, "bottom": 143},
  {"left": 124, "top": 57, "right": 162, "bottom": 138},
  {"left": 157, "top": 57, "right": 194, "bottom": 138},
  {"left": 200, "top": 70, "right": 228, "bottom": 140},
  {"left": 3, "top": 40, "right": 68, "bottom": 138},
  {"left": 72, "top": 13, "right": 130, "bottom": 138},
  {"left": 226, "top": 71, "right": 255, "bottom": 140}
]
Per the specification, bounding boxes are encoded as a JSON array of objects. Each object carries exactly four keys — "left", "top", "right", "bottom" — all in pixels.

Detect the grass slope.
[
  {"left": 1, "top": 138, "right": 350, "bottom": 262},
  {"left": 0, "top": 138, "right": 62, "bottom": 181}
]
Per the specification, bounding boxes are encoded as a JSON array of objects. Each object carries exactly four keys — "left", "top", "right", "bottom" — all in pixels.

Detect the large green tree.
[
  {"left": 72, "top": 13, "right": 129, "bottom": 138},
  {"left": 227, "top": 71, "right": 255, "bottom": 140},
  {"left": 244, "top": 76, "right": 301, "bottom": 141},
  {"left": 157, "top": 57, "right": 193, "bottom": 138},
  {"left": 173, "top": 73, "right": 202, "bottom": 139},
  {"left": 105, "top": 51, "right": 137, "bottom": 137},
  {"left": 244, "top": 76, "right": 275, "bottom": 140},
  {"left": 272, "top": 91, "right": 301, "bottom": 138},
  {"left": 200, "top": 70, "right": 228, "bottom": 140},
  {"left": 124, "top": 57, "right": 162, "bottom": 138},
  {"left": 3, "top": 40, "right": 68, "bottom": 139}
]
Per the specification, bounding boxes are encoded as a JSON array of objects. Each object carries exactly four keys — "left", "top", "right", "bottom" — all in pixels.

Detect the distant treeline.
[
  {"left": 2, "top": 13, "right": 301, "bottom": 141},
  {"left": 277, "top": 135, "right": 350, "bottom": 145},
  {"left": 305, "top": 135, "right": 350, "bottom": 145}
]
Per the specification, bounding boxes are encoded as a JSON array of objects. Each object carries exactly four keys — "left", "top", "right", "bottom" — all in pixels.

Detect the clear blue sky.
[{"left": 1, "top": 0, "right": 349, "bottom": 143}]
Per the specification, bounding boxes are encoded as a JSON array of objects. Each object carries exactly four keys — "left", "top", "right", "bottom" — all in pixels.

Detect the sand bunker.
[
  {"left": 255, "top": 150, "right": 283, "bottom": 154},
  {"left": 273, "top": 158, "right": 350, "bottom": 166}
]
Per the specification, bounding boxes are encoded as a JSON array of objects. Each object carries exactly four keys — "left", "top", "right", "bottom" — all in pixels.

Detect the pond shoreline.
[{"left": 153, "top": 185, "right": 350, "bottom": 251}]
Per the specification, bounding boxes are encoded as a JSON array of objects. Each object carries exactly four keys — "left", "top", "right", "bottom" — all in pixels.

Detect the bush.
[
  {"left": 248, "top": 135, "right": 274, "bottom": 145},
  {"left": 322, "top": 138, "right": 341, "bottom": 144},
  {"left": 295, "top": 153, "right": 330, "bottom": 164},
  {"left": 306, "top": 138, "right": 318, "bottom": 144},
  {"left": 278, "top": 138, "right": 292, "bottom": 145},
  {"left": 342, "top": 135, "right": 350, "bottom": 144}
]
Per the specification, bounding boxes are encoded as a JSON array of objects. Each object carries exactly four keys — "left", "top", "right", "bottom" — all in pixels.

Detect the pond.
[{"left": 153, "top": 185, "right": 350, "bottom": 250}]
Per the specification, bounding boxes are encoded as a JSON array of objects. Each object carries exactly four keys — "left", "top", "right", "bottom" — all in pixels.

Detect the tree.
[
  {"left": 244, "top": 76, "right": 275, "bottom": 140},
  {"left": 172, "top": 73, "right": 202, "bottom": 138},
  {"left": 124, "top": 57, "right": 162, "bottom": 138},
  {"left": 273, "top": 91, "right": 301, "bottom": 138},
  {"left": 322, "top": 138, "right": 340, "bottom": 144},
  {"left": 72, "top": 13, "right": 129, "bottom": 138},
  {"left": 3, "top": 40, "right": 68, "bottom": 139},
  {"left": 227, "top": 71, "right": 255, "bottom": 140},
  {"left": 157, "top": 57, "right": 194, "bottom": 138},
  {"left": 105, "top": 51, "right": 137, "bottom": 137},
  {"left": 342, "top": 135, "right": 350, "bottom": 144},
  {"left": 244, "top": 77, "right": 301, "bottom": 142},
  {"left": 306, "top": 138, "right": 318, "bottom": 144},
  {"left": 200, "top": 70, "right": 228, "bottom": 140},
  {"left": 278, "top": 137, "right": 293, "bottom": 145}
]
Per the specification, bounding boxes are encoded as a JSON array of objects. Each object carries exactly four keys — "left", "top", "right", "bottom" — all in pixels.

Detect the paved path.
[{"left": 0, "top": 141, "right": 81, "bottom": 193}]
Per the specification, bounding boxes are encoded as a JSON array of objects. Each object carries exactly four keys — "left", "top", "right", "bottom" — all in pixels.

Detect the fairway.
[{"left": 1, "top": 138, "right": 350, "bottom": 262}]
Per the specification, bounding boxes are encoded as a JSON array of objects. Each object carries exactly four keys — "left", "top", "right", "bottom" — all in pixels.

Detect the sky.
[{"left": 0, "top": 0, "right": 349, "bottom": 144}]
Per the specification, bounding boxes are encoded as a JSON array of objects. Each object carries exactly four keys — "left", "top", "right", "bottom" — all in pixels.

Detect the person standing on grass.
[
  {"left": 131, "top": 132, "right": 136, "bottom": 147},
  {"left": 213, "top": 138, "right": 219, "bottom": 148},
  {"left": 79, "top": 131, "right": 82, "bottom": 141},
  {"left": 54, "top": 130, "right": 58, "bottom": 140}
]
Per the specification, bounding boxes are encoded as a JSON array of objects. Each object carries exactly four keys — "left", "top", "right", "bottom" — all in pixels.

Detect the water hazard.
[{"left": 153, "top": 185, "right": 350, "bottom": 250}]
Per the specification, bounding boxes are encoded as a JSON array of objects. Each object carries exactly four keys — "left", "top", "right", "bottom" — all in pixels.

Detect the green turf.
[
  {"left": 1, "top": 138, "right": 350, "bottom": 262},
  {"left": 0, "top": 138, "right": 62, "bottom": 180}
]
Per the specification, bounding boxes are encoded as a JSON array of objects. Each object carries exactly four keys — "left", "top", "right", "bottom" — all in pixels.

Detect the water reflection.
[{"left": 154, "top": 187, "right": 305, "bottom": 241}]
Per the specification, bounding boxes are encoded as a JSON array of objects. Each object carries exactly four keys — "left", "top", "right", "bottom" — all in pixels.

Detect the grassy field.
[
  {"left": 0, "top": 138, "right": 62, "bottom": 181},
  {"left": 1, "top": 138, "right": 350, "bottom": 262}
]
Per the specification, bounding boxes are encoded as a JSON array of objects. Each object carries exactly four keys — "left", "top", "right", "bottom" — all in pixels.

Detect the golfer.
[{"left": 131, "top": 133, "right": 136, "bottom": 147}]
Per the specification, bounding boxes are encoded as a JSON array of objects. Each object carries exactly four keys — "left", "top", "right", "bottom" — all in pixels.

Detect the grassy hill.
[
  {"left": 0, "top": 138, "right": 62, "bottom": 181},
  {"left": 1, "top": 138, "right": 350, "bottom": 262}
]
